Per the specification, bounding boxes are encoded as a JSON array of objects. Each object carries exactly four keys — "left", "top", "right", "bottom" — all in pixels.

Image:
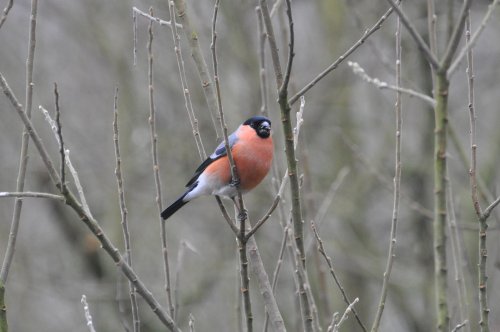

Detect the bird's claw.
[
  {"left": 238, "top": 209, "right": 248, "bottom": 221},
  {"left": 230, "top": 177, "right": 240, "bottom": 188}
]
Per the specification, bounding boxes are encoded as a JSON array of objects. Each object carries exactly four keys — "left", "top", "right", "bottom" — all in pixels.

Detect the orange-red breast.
[{"left": 161, "top": 116, "right": 273, "bottom": 220}]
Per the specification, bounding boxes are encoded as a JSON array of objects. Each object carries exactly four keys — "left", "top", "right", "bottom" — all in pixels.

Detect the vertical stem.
[
  {"left": 113, "top": 88, "right": 141, "bottom": 332},
  {"left": 0, "top": 281, "right": 6, "bottom": 332},
  {"left": 172, "top": 0, "right": 221, "bottom": 140},
  {"left": 434, "top": 71, "right": 450, "bottom": 332},
  {"left": 0, "top": 0, "right": 38, "bottom": 285},
  {"left": 148, "top": 9, "right": 175, "bottom": 320},
  {"left": 238, "top": 235, "right": 253, "bottom": 332},
  {"left": 478, "top": 214, "right": 489, "bottom": 332},
  {"left": 465, "top": 10, "right": 490, "bottom": 331},
  {"left": 370, "top": 7, "right": 402, "bottom": 330}
]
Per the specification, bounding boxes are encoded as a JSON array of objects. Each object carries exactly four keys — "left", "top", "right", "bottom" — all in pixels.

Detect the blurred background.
[{"left": 1, "top": 0, "right": 500, "bottom": 331}]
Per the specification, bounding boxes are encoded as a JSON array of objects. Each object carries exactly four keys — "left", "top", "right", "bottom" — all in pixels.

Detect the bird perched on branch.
[{"left": 161, "top": 116, "right": 274, "bottom": 220}]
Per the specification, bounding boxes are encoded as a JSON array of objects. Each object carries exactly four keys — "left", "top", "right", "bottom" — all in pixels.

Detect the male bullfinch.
[{"left": 161, "top": 116, "right": 273, "bottom": 220}]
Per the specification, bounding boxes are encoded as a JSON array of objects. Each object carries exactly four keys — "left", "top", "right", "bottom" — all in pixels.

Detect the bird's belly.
[{"left": 233, "top": 143, "right": 273, "bottom": 192}]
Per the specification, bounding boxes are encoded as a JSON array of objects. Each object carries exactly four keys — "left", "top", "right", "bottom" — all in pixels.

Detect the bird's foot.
[
  {"left": 238, "top": 208, "right": 248, "bottom": 221},
  {"left": 230, "top": 177, "right": 240, "bottom": 188}
]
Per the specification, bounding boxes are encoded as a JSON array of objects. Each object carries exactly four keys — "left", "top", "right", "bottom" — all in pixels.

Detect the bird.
[{"left": 161, "top": 116, "right": 274, "bottom": 220}]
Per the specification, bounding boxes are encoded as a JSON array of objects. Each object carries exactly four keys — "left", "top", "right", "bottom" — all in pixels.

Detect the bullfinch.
[{"left": 161, "top": 116, "right": 273, "bottom": 220}]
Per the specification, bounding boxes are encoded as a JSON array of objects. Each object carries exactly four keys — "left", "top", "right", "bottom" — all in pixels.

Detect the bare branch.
[
  {"left": 39, "top": 106, "right": 93, "bottom": 217},
  {"left": 172, "top": 0, "right": 222, "bottom": 140},
  {"left": 0, "top": 191, "right": 65, "bottom": 201},
  {"left": 0, "top": 0, "right": 13, "bottom": 30},
  {"left": 1, "top": 72, "right": 181, "bottom": 332},
  {"left": 81, "top": 295, "right": 97, "bottom": 332},
  {"left": 440, "top": 0, "right": 472, "bottom": 71},
  {"left": 168, "top": 0, "right": 206, "bottom": 159},
  {"left": 448, "top": 0, "right": 500, "bottom": 77},
  {"left": 147, "top": 9, "right": 175, "bottom": 321},
  {"left": 54, "top": 83, "right": 67, "bottom": 193},
  {"left": 311, "top": 221, "right": 366, "bottom": 332},
  {"left": 348, "top": 61, "right": 436, "bottom": 106},
  {"left": 132, "top": 7, "right": 182, "bottom": 28},
  {"left": 451, "top": 320, "right": 469, "bottom": 332},
  {"left": 113, "top": 87, "right": 140, "bottom": 332},
  {"left": 289, "top": 4, "right": 397, "bottom": 105},
  {"left": 0, "top": 0, "right": 38, "bottom": 285},
  {"left": 384, "top": 0, "right": 439, "bottom": 69},
  {"left": 329, "top": 298, "right": 360, "bottom": 332},
  {"left": 371, "top": 9, "right": 403, "bottom": 330}
]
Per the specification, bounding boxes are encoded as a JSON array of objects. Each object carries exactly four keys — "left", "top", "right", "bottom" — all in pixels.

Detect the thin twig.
[
  {"left": 288, "top": 226, "right": 314, "bottom": 332},
  {"left": 188, "top": 314, "right": 195, "bottom": 332},
  {"left": 174, "top": 241, "right": 191, "bottom": 322},
  {"left": 427, "top": 0, "right": 437, "bottom": 88},
  {"left": 0, "top": 0, "right": 37, "bottom": 284},
  {"left": 0, "top": 0, "right": 13, "bottom": 30},
  {"left": 113, "top": 87, "right": 140, "bottom": 332},
  {"left": 210, "top": 0, "right": 242, "bottom": 213},
  {"left": 329, "top": 298, "right": 360, "bottom": 332},
  {"left": 211, "top": 2, "right": 252, "bottom": 330},
  {"left": 263, "top": 223, "right": 289, "bottom": 332},
  {"left": 464, "top": 11, "right": 498, "bottom": 331},
  {"left": 384, "top": 0, "right": 439, "bottom": 70},
  {"left": 311, "top": 221, "right": 366, "bottom": 332},
  {"left": 304, "top": 167, "right": 350, "bottom": 257},
  {"left": 172, "top": 0, "right": 221, "bottom": 140},
  {"left": 446, "top": 172, "right": 470, "bottom": 332},
  {"left": 259, "top": 0, "right": 282, "bottom": 87},
  {"left": 451, "top": 320, "right": 469, "bottom": 332},
  {"left": 1, "top": 71, "right": 180, "bottom": 332},
  {"left": 347, "top": 61, "right": 436, "bottom": 106},
  {"left": 256, "top": 7, "right": 269, "bottom": 116},
  {"left": 448, "top": 0, "right": 500, "bottom": 77},
  {"left": 371, "top": 9, "right": 402, "bottom": 331},
  {"left": 244, "top": 195, "right": 280, "bottom": 240},
  {"left": 289, "top": 4, "right": 397, "bottom": 105},
  {"left": 168, "top": 0, "right": 206, "bottom": 159},
  {"left": 54, "top": 83, "right": 67, "bottom": 193},
  {"left": 148, "top": 9, "right": 175, "bottom": 321},
  {"left": 247, "top": 235, "right": 286, "bottom": 332},
  {"left": 0, "top": 191, "right": 65, "bottom": 201},
  {"left": 81, "top": 295, "right": 97, "bottom": 332},
  {"left": 439, "top": 0, "right": 472, "bottom": 71},
  {"left": 38, "top": 106, "right": 93, "bottom": 218},
  {"left": 132, "top": 7, "right": 182, "bottom": 28}
]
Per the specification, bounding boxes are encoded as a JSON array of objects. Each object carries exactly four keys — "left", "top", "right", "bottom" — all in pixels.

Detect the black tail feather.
[{"left": 161, "top": 194, "right": 188, "bottom": 220}]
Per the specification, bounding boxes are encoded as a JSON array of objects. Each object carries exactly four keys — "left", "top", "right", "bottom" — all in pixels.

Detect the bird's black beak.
[{"left": 258, "top": 121, "right": 271, "bottom": 138}]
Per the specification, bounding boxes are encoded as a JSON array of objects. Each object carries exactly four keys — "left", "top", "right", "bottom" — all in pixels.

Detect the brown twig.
[
  {"left": 0, "top": 191, "right": 64, "bottom": 201},
  {"left": 439, "top": 0, "right": 472, "bottom": 71},
  {"left": 289, "top": 4, "right": 397, "bottom": 105},
  {"left": 113, "top": 87, "right": 141, "bottom": 332},
  {"left": 54, "top": 83, "right": 67, "bottom": 194},
  {"left": 1, "top": 71, "right": 180, "bottom": 332},
  {"left": 0, "top": 0, "right": 38, "bottom": 285},
  {"left": 311, "top": 221, "right": 366, "bottom": 332},
  {"left": 168, "top": 0, "right": 206, "bottom": 159},
  {"left": 384, "top": 0, "right": 439, "bottom": 70},
  {"left": 172, "top": 0, "right": 221, "bottom": 140},
  {"left": 448, "top": 0, "right": 500, "bottom": 77},
  {"left": 371, "top": 7, "right": 402, "bottom": 330},
  {"left": 148, "top": 9, "right": 175, "bottom": 321},
  {"left": 0, "top": 0, "right": 13, "bottom": 30},
  {"left": 211, "top": 2, "right": 252, "bottom": 330}
]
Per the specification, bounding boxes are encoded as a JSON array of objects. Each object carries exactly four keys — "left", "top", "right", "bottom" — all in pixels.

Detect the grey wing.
[
  {"left": 210, "top": 131, "right": 239, "bottom": 159},
  {"left": 185, "top": 130, "right": 239, "bottom": 188}
]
